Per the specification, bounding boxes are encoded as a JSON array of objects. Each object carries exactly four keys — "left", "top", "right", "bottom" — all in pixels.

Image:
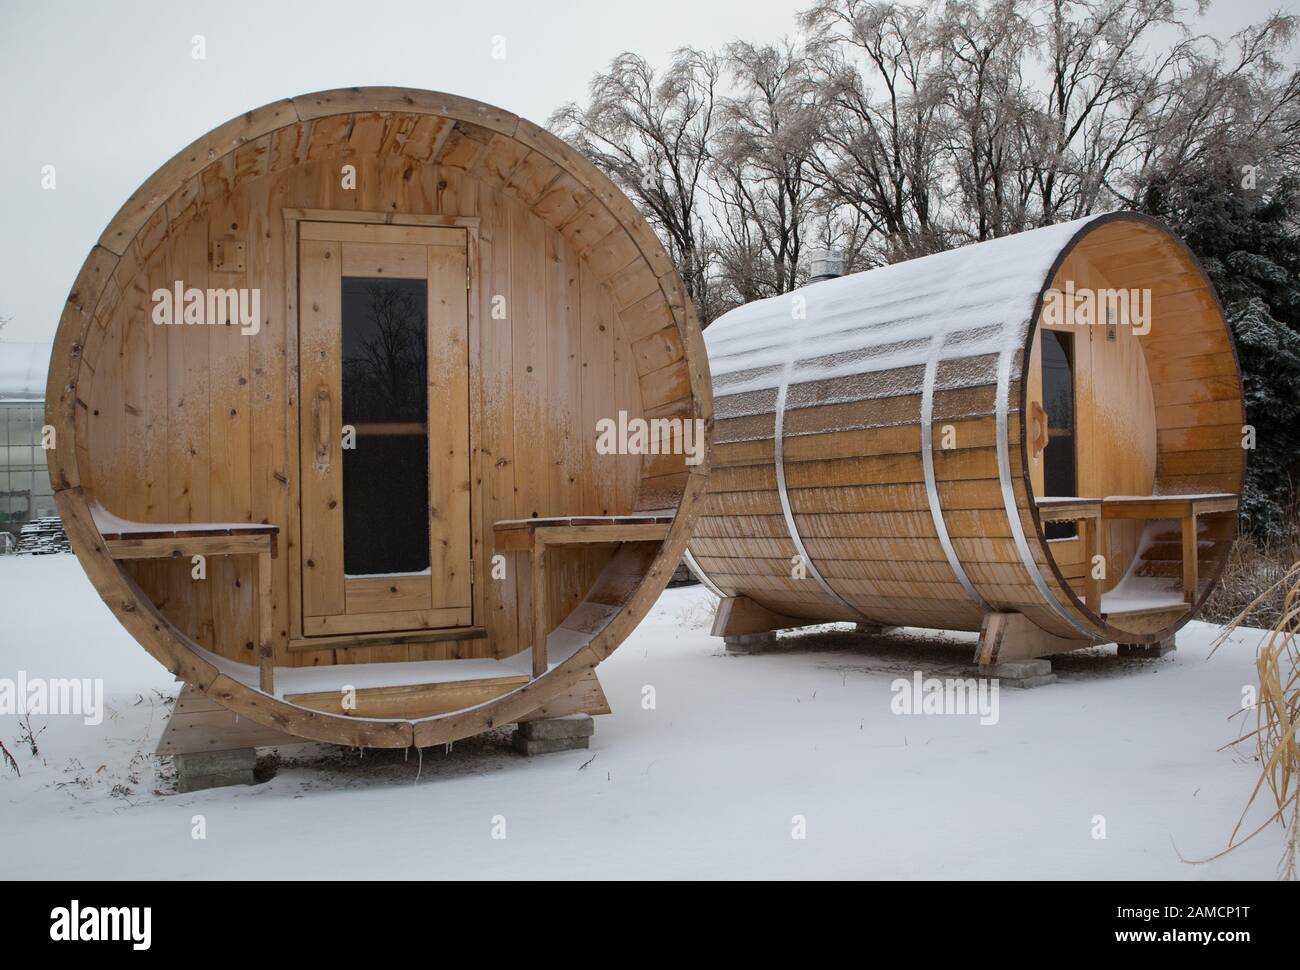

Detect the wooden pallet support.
[
  {"left": 515, "top": 668, "right": 611, "bottom": 721},
  {"left": 158, "top": 685, "right": 299, "bottom": 792},
  {"left": 975, "top": 611, "right": 1091, "bottom": 666},
  {"left": 711, "top": 595, "right": 806, "bottom": 639}
]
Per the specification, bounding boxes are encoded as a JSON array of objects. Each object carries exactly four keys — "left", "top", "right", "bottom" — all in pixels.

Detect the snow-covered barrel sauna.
[
  {"left": 47, "top": 88, "right": 709, "bottom": 750},
  {"left": 687, "top": 213, "right": 1243, "bottom": 664}
]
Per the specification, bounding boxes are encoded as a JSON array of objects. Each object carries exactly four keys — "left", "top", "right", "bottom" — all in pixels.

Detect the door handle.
[
  {"left": 1029, "top": 399, "right": 1049, "bottom": 460},
  {"left": 314, "top": 386, "right": 332, "bottom": 473}
]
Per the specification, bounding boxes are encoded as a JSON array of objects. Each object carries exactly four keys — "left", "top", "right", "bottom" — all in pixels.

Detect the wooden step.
[
  {"left": 1141, "top": 540, "right": 1184, "bottom": 559},
  {"left": 1135, "top": 560, "right": 1182, "bottom": 579},
  {"left": 1100, "top": 603, "right": 1189, "bottom": 635},
  {"left": 285, "top": 675, "right": 530, "bottom": 719},
  {"left": 1104, "top": 603, "right": 1188, "bottom": 621}
]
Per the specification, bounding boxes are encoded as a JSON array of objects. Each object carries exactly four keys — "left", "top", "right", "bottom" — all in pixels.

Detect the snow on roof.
[
  {"left": 704, "top": 215, "right": 1104, "bottom": 418},
  {"left": 0, "top": 342, "right": 52, "bottom": 402}
]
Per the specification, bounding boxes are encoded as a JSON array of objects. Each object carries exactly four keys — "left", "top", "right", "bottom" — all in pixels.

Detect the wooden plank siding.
[
  {"left": 689, "top": 214, "right": 1243, "bottom": 646},
  {"left": 75, "top": 107, "right": 691, "bottom": 675}
]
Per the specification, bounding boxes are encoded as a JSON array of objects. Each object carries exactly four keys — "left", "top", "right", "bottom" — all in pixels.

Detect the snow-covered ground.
[{"left": 0, "top": 553, "right": 1280, "bottom": 879}]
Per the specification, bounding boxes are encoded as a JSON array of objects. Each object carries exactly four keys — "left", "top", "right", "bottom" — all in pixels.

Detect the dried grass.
[
  {"left": 1202, "top": 530, "right": 1300, "bottom": 628},
  {"left": 1210, "top": 558, "right": 1300, "bottom": 878}
]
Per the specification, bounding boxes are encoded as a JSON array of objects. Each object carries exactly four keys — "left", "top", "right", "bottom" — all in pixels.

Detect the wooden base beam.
[
  {"left": 711, "top": 595, "right": 807, "bottom": 639},
  {"left": 515, "top": 669, "right": 610, "bottom": 721},
  {"left": 157, "top": 686, "right": 298, "bottom": 765},
  {"left": 975, "top": 611, "right": 1091, "bottom": 666}
]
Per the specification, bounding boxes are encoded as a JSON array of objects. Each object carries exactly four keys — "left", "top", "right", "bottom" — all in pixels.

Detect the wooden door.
[
  {"left": 297, "top": 222, "right": 472, "bottom": 637},
  {"left": 1029, "top": 253, "right": 1158, "bottom": 593}
]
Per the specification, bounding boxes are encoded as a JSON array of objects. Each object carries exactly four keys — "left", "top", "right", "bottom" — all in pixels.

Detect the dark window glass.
[
  {"left": 1041, "top": 330, "right": 1077, "bottom": 539},
  {"left": 342, "top": 434, "right": 429, "bottom": 575},
  {"left": 341, "top": 278, "right": 428, "bottom": 425},
  {"left": 340, "top": 277, "right": 430, "bottom": 576}
]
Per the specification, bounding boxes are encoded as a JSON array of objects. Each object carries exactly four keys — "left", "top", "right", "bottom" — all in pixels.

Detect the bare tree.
[
  {"left": 550, "top": 0, "right": 1298, "bottom": 315},
  {"left": 549, "top": 49, "right": 721, "bottom": 305},
  {"left": 712, "top": 39, "right": 824, "bottom": 298},
  {"left": 1018, "top": 0, "right": 1190, "bottom": 222},
  {"left": 934, "top": 0, "right": 1038, "bottom": 240},
  {"left": 801, "top": 0, "right": 951, "bottom": 259},
  {"left": 1118, "top": 14, "right": 1300, "bottom": 204},
  {"left": 342, "top": 282, "right": 427, "bottom": 423}
]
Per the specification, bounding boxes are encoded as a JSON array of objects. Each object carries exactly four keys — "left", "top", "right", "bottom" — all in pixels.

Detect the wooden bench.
[
  {"left": 493, "top": 514, "right": 674, "bottom": 678},
  {"left": 1035, "top": 497, "right": 1105, "bottom": 611},
  {"left": 1100, "top": 493, "right": 1238, "bottom": 604},
  {"left": 93, "top": 507, "right": 280, "bottom": 693},
  {"left": 1036, "top": 493, "right": 1239, "bottom": 610}
]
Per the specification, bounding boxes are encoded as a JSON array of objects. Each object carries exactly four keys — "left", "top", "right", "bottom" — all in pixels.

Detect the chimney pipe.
[{"left": 805, "top": 248, "right": 845, "bottom": 283}]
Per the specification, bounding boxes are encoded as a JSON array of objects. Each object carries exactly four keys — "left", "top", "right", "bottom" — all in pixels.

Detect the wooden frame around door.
[{"left": 282, "top": 209, "right": 485, "bottom": 651}]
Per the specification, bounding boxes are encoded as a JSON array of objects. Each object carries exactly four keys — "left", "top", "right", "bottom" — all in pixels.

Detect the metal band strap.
[
  {"left": 920, "top": 330, "right": 989, "bottom": 611},
  {"left": 994, "top": 342, "right": 1097, "bottom": 639},
  {"left": 774, "top": 371, "right": 872, "bottom": 622},
  {"left": 683, "top": 547, "right": 726, "bottom": 600}
]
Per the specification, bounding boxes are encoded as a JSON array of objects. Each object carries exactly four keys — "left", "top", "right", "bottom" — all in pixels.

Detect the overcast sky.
[{"left": 0, "top": 0, "right": 1291, "bottom": 343}]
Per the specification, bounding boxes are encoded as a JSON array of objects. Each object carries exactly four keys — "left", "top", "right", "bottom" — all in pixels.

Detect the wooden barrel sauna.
[
  {"left": 686, "top": 212, "right": 1243, "bottom": 664},
  {"left": 47, "top": 88, "right": 710, "bottom": 748}
]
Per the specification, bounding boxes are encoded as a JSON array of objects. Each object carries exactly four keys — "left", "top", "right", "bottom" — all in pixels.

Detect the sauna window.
[
  {"left": 1041, "top": 330, "right": 1078, "bottom": 540},
  {"left": 340, "top": 277, "right": 430, "bottom": 576}
]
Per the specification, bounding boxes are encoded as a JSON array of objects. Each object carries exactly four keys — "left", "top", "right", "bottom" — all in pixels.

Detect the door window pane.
[
  {"left": 1041, "top": 330, "right": 1078, "bottom": 539},
  {"left": 340, "top": 277, "right": 430, "bottom": 576},
  {"left": 341, "top": 278, "right": 429, "bottom": 425},
  {"left": 342, "top": 433, "right": 429, "bottom": 575}
]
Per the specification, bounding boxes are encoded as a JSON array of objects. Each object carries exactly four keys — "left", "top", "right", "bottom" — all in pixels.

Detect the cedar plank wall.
[
  {"left": 1035, "top": 220, "right": 1243, "bottom": 614},
  {"left": 1096, "top": 221, "right": 1244, "bottom": 599},
  {"left": 1028, "top": 245, "right": 1158, "bottom": 600},
  {"left": 698, "top": 368, "right": 1054, "bottom": 636},
  {"left": 80, "top": 112, "right": 664, "bottom": 668},
  {"left": 695, "top": 217, "right": 1241, "bottom": 642}
]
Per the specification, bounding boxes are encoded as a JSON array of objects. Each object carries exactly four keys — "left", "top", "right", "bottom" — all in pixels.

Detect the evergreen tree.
[{"left": 1144, "top": 162, "right": 1300, "bottom": 537}]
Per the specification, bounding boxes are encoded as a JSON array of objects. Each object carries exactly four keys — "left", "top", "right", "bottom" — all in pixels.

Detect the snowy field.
[{"left": 0, "top": 553, "right": 1280, "bottom": 880}]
